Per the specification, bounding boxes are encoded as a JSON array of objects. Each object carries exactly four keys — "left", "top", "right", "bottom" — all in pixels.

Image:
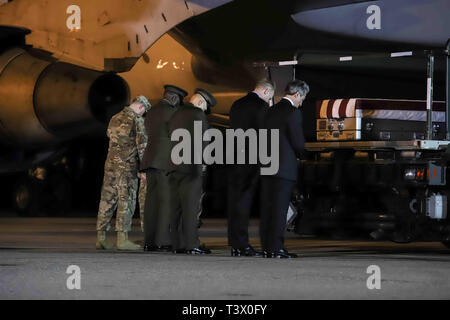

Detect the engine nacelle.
[{"left": 0, "top": 48, "right": 130, "bottom": 147}]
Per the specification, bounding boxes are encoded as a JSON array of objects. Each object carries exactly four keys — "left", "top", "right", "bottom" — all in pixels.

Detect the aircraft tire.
[{"left": 12, "top": 178, "right": 38, "bottom": 216}]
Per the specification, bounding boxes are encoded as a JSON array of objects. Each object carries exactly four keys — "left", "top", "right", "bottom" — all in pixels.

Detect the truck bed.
[{"left": 305, "top": 140, "right": 450, "bottom": 152}]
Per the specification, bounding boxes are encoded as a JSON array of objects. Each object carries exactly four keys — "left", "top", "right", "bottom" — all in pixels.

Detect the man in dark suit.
[
  {"left": 227, "top": 79, "right": 275, "bottom": 257},
  {"left": 259, "top": 80, "right": 309, "bottom": 259},
  {"left": 141, "top": 85, "right": 188, "bottom": 252},
  {"left": 168, "top": 88, "right": 216, "bottom": 254}
]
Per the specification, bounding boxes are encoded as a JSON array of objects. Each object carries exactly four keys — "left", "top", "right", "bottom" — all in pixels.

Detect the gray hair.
[
  {"left": 285, "top": 80, "right": 309, "bottom": 97},
  {"left": 255, "top": 78, "right": 276, "bottom": 92}
]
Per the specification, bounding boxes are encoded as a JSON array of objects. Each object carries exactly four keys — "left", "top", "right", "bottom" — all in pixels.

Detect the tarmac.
[{"left": 0, "top": 217, "right": 449, "bottom": 300}]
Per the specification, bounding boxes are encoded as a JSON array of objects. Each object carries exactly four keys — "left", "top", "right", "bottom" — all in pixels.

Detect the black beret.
[
  {"left": 164, "top": 85, "right": 188, "bottom": 99},
  {"left": 194, "top": 88, "right": 217, "bottom": 107}
]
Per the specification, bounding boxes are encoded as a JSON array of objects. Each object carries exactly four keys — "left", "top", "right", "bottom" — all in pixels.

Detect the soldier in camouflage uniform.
[{"left": 96, "top": 95, "right": 151, "bottom": 251}]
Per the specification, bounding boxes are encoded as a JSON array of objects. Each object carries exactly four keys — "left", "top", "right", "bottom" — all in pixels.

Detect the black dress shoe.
[
  {"left": 262, "top": 251, "right": 274, "bottom": 258},
  {"left": 273, "top": 248, "right": 298, "bottom": 259},
  {"left": 143, "top": 244, "right": 158, "bottom": 252},
  {"left": 186, "top": 246, "right": 211, "bottom": 255},
  {"left": 231, "top": 246, "right": 262, "bottom": 257}
]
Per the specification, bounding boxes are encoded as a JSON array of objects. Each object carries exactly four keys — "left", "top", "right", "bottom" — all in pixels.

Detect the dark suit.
[
  {"left": 168, "top": 103, "right": 209, "bottom": 250},
  {"left": 227, "top": 92, "right": 268, "bottom": 249},
  {"left": 260, "top": 98, "right": 305, "bottom": 252},
  {"left": 141, "top": 99, "right": 179, "bottom": 247}
]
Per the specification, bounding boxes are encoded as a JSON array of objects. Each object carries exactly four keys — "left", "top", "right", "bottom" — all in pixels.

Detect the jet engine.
[{"left": 0, "top": 48, "right": 130, "bottom": 147}]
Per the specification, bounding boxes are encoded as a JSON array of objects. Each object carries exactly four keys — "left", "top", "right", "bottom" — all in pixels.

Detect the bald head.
[{"left": 253, "top": 79, "right": 275, "bottom": 103}]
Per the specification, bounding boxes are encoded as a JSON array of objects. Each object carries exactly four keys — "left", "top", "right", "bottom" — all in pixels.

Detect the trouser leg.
[
  {"left": 154, "top": 171, "right": 172, "bottom": 246},
  {"left": 115, "top": 173, "right": 138, "bottom": 232},
  {"left": 144, "top": 169, "right": 174, "bottom": 246},
  {"left": 178, "top": 173, "right": 202, "bottom": 250},
  {"left": 227, "top": 171, "right": 258, "bottom": 248},
  {"left": 138, "top": 177, "right": 147, "bottom": 232},
  {"left": 144, "top": 169, "right": 158, "bottom": 245},
  {"left": 269, "top": 178, "right": 295, "bottom": 252},
  {"left": 226, "top": 174, "right": 235, "bottom": 246},
  {"left": 96, "top": 170, "right": 118, "bottom": 231},
  {"left": 168, "top": 173, "right": 183, "bottom": 250},
  {"left": 259, "top": 176, "right": 273, "bottom": 252}
]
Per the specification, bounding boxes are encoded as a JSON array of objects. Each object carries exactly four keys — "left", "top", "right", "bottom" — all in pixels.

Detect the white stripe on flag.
[
  {"left": 332, "top": 99, "right": 342, "bottom": 118},
  {"left": 346, "top": 99, "right": 356, "bottom": 117}
]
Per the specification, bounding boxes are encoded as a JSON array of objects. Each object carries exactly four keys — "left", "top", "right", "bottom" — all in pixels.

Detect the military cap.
[
  {"left": 164, "top": 85, "right": 188, "bottom": 100},
  {"left": 194, "top": 88, "right": 217, "bottom": 107},
  {"left": 134, "top": 95, "right": 151, "bottom": 112}
]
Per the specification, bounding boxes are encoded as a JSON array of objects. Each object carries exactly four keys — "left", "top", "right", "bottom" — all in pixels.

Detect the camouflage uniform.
[{"left": 96, "top": 106, "right": 147, "bottom": 232}]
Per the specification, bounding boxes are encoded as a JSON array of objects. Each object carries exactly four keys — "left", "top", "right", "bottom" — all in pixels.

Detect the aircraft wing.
[
  {"left": 0, "top": 0, "right": 233, "bottom": 72},
  {"left": 291, "top": 0, "right": 450, "bottom": 48}
]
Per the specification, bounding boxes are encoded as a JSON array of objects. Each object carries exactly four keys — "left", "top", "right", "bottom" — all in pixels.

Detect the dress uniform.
[
  {"left": 96, "top": 95, "right": 151, "bottom": 250},
  {"left": 227, "top": 91, "right": 269, "bottom": 256},
  {"left": 259, "top": 80, "right": 309, "bottom": 258},
  {"left": 140, "top": 85, "right": 188, "bottom": 251},
  {"left": 167, "top": 89, "right": 216, "bottom": 254}
]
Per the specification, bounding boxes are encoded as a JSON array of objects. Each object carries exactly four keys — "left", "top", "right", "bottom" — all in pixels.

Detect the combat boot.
[
  {"left": 117, "top": 231, "right": 141, "bottom": 251},
  {"left": 96, "top": 231, "right": 115, "bottom": 250}
]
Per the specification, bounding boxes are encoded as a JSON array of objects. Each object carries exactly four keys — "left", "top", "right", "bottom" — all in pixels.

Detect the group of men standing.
[
  {"left": 96, "top": 86, "right": 216, "bottom": 254},
  {"left": 95, "top": 78, "right": 309, "bottom": 258}
]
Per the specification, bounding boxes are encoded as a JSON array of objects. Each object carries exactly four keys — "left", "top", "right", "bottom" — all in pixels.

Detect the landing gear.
[
  {"left": 12, "top": 178, "right": 35, "bottom": 216},
  {"left": 12, "top": 168, "right": 72, "bottom": 216}
]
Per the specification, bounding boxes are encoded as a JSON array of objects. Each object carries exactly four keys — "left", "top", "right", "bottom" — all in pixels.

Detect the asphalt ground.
[{"left": 0, "top": 218, "right": 449, "bottom": 300}]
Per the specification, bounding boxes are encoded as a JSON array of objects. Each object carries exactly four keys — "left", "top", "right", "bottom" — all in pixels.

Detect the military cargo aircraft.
[{"left": 0, "top": 0, "right": 449, "bottom": 219}]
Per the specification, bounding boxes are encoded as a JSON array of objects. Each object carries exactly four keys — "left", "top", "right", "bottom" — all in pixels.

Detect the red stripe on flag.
[
  {"left": 327, "top": 100, "right": 334, "bottom": 119},
  {"left": 338, "top": 99, "right": 350, "bottom": 118}
]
